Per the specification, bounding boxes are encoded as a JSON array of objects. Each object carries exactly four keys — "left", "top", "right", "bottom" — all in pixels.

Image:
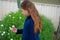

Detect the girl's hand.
[{"left": 11, "top": 27, "right": 17, "bottom": 33}]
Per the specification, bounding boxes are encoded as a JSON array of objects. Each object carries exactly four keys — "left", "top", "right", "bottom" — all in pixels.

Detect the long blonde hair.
[{"left": 21, "top": 0, "right": 42, "bottom": 33}]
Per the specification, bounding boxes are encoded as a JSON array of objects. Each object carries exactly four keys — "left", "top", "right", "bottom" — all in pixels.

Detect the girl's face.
[{"left": 21, "top": 8, "right": 30, "bottom": 16}]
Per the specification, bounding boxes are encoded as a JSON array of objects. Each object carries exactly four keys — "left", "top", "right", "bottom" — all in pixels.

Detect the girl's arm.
[
  {"left": 16, "top": 29, "right": 23, "bottom": 34},
  {"left": 11, "top": 27, "right": 23, "bottom": 34}
]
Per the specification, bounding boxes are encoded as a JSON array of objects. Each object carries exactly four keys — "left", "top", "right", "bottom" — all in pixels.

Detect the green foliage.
[
  {"left": 0, "top": 10, "right": 54, "bottom": 40},
  {"left": 0, "top": 10, "right": 26, "bottom": 40},
  {"left": 40, "top": 15, "right": 54, "bottom": 40},
  {"left": 58, "top": 36, "right": 60, "bottom": 40}
]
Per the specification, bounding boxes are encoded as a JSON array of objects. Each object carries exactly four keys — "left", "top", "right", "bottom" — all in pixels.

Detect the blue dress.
[{"left": 16, "top": 16, "right": 40, "bottom": 40}]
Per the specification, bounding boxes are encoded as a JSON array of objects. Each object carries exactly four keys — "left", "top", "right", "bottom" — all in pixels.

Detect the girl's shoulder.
[{"left": 27, "top": 17, "right": 33, "bottom": 23}]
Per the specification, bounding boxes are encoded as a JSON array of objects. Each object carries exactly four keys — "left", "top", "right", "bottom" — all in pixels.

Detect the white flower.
[
  {"left": 1, "top": 33, "right": 4, "bottom": 36},
  {"left": 10, "top": 38, "right": 13, "bottom": 40},
  {"left": 1, "top": 31, "right": 5, "bottom": 36},
  {"left": 12, "top": 17, "right": 15, "bottom": 19},
  {"left": 9, "top": 27, "right": 12, "bottom": 30},
  {"left": 1, "top": 24, "right": 4, "bottom": 27},
  {"left": 3, "top": 31, "right": 5, "bottom": 34},
  {"left": 19, "top": 17, "right": 22, "bottom": 19},
  {"left": 9, "top": 15, "right": 11, "bottom": 17},
  {"left": 12, "top": 25, "right": 15, "bottom": 27},
  {"left": 8, "top": 33, "right": 10, "bottom": 35}
]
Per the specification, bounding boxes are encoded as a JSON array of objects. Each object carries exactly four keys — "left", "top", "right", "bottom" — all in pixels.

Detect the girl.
[{"left": 11, "top": 0, "right": 42, "bottom": 40}]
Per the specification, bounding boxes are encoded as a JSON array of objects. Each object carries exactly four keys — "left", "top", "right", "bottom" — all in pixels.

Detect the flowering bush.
[{"left": 0, "top": 10, "right": 54, "bottom": 40}]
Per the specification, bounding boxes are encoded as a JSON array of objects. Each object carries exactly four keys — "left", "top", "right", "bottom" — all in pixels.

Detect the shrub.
[{"left": 0, "top": 10, "right": 54, "bottom": 40}]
